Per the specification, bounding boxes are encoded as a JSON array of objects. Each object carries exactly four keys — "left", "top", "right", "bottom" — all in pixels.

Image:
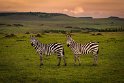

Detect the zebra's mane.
[
  {"left": 33, "top": 38, "right": 57, "bottom": 47},
  {"left": 69, "top": 36, "right": 76, "bottom": 43}
]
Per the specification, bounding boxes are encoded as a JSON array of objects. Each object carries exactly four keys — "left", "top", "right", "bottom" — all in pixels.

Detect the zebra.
[
  {"left": 30, "top": 36, "right": 66, "bottom": 66},
  {"left": 66, "top": 34, "right": 99, "bottom": 66}
]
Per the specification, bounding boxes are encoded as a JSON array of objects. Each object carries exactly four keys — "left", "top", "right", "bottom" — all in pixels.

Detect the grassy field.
[{"left": 0, "top": 32, "right": 124, "bottom": 83}]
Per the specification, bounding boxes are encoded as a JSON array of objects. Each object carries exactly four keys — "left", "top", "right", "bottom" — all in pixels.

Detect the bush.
[
  {"left": 91, "top": 33, "right": 95, "bottom": 36},
  {"left": 35, "top": 33, "right": 41, "bottom": 37},
  {"left": 5, "top": 34, "right": 16, "bottom": 38},
  {"left": 43, "top": 30, "right": 66, "bottom": 34},
  {"left": 70, "top": 30, "right": 81, "bottom": 33},
  {"left": 65, "top": 26, "right": 73, "bottom": 28},
  {"left": 25, "top": 32, "right": 30, "bottom": 34},
  {"left": 13, "top": 24, "right": 23, "bottom": 27},
  {"left": 6, "top": 24, "right": 12, "bottom": 26},
  {"left": 96, "top": 33, "right": 102, "bottom": 35},
  {"left": 91, "top": 33, "right": 102, "bottom": 36}
]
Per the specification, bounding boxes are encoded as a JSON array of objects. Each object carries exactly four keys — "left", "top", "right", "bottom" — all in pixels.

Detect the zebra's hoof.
[
  {"left": 64, "top": 63, "right": 67, "bottom": 66},
  {"left": 93, "top": 64, "right": 97, "bottom": 66},
  {"left": 40, "top": 63, "right": 43, "bottom": 66},
  {"left": 74, "top": 64, "right": 76, "bottom": 66},
  {"left": 57, "top": 64, "right": 60, "bottom": 66}
]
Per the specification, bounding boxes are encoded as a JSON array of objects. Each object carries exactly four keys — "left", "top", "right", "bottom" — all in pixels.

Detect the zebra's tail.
[
  {"left": 62, "top": 48, "right": 67, "bottom": 66},
  {"left": 62, "top": 48, "right": 65, "bottom": 56},
  {"left": 97, "top": 48, "right": 99, "bottom": 54}
]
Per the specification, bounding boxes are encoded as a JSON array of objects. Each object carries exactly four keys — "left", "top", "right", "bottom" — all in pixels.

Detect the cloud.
[
  {"left": 70, "top": 7, "right": 84, "bottom": 14},
  {"left": 63, "top": 9, "right": 69, "bottom": 12},
  {"left": 63, "top": 6, "right": 84, "bottom": 16}
]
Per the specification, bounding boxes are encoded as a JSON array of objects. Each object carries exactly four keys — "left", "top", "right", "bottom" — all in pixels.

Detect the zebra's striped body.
[
  {"left": 30, "top": 37, "right": 66, "bottom": 66},
  {"left": 66, "top": 34, "right": 99, "bottom": 65}
]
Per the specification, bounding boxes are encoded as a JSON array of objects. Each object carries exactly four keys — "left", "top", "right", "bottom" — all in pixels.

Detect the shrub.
[
  {"left": 0, "top": 23, "right": 6, "bottom": 26},
  {"left": 91, "top": 33, "right": 95, "bottom": 36},
  {"left": 40, "top": 24, "right": 44, "bottom": 26},
  {"left": 25, "top": 32, "right": 30, "bottom": 34},
  {"left": 61, "top": 31, "right": 66, "bottom": 34},
  {"left": 13, "top": 24, "right": 23, "bottom": 27},
  {"left": 5, "top": 34, "right": 16, "bottom": 38},
  {"left": 70, "top": 30, "right": 81, "bottom": 33},
  {"left": 35, "top": 33, "right": 41, "bottom": 37},
  {"left": 96, "top": 33, "right": 102, "bottom": 35},
  {"left": 6, "top": 24, "right": 12, "bottom": 26},
  {"left": 43, "top": 30, "right": 66, "bottom": 34},
  {"left": 65, "top": 26, "right": 73, "bottom": 28}
]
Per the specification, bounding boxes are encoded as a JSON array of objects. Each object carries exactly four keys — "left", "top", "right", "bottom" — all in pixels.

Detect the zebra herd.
[{"left": 30, "top": 34, "right": 99, "bottom": 67}]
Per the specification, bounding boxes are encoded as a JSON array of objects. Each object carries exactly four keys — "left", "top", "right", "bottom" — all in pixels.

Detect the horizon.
[
  {"left": 0, "top": 11, "right": 123, "bottom": 18},
  {"left": 0, "top": 0, "right": 124, "bottom": 18}
]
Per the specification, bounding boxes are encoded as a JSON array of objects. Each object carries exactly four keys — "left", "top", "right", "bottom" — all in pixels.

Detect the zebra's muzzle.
[
  {"left": 67, "top": 44, "right": 70, "bottom": 47},
  {"left": 31, "top": 43, "right": 34, "bottom": 46}
]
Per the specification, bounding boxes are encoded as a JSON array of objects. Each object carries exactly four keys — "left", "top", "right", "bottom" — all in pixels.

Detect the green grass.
[{"left": 0, "top": 32, "right": 124, "bottom": 83}]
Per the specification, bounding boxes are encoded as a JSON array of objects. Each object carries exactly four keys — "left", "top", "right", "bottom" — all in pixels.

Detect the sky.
[{"left": 0, "top": 0, "right": 124, "bottom": 18}]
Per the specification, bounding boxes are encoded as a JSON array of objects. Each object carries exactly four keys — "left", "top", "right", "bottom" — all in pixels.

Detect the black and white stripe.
[
  {"left": 66, "top": 34, "right": 99, "bottom": 65},
  {"left": 30, "top": 36, "right": 66, "bottom": 66}
]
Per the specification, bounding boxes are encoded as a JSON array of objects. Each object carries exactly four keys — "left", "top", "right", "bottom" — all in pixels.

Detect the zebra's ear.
[
  {"left": 65, "top": 33, "right": 68, "bottom": 37},
  {"left": 30, "top": 35, "right": 35, "bottom": 39},
  {"left": 66, "top": 32, "right": 71, "bottom": 37},
  {"left": 30, "top": 35, "right": 33, "bottom": 38},
  {"left": 69, "top": 33, "right": 71, "bottom": 37}
]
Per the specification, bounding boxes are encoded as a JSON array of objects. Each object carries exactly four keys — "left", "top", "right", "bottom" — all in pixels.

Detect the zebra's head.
[
  {"left": 66, "top": 34, "right": 73, "bottom": 47},
  {"left": 30, "top": 36, "right": 38, "bottom": 47}
]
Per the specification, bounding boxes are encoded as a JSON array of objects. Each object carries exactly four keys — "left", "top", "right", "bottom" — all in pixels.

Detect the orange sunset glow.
[{"left": 0, "top": 0, "right": 124, "bottom": 18}]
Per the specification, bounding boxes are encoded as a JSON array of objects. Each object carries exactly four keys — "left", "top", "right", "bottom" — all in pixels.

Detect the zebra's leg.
[
  {"left": 77, "top": 56, "right": 81, "bottom": 66},
  {"left": 93, "top": 53, "right": 98, "bottom": 65},
  {"left": 57, "top": 56, "right": 61, "bottom": 66},
  {"left": 61, "top": 49, "right": 66, "bottom": 66},
  {"left": 40, "top": 55, "right": 43, "bottom": 67},
  {"left": 62, "top": 56, "right": 67, "bottom": 66},
  {"left": 74, "top": 55, "right": 77, "bottom": 65}
]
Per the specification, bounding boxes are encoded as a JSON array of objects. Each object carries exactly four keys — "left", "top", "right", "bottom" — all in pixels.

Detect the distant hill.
[
  {"left": 78, "top": 17, "right": 93, "bottom": 20},
  {"left": 0, "top": 12, "right": 76, "bottom": 21},
  {"left": 0, "top": 12, "right": 68, "bottom": 17},
  {"left": 0, "top": 12, "right": 123, "bottom": 21},
  {"left": 106, "top": 16, "right": 124, "bottom": 22},
  {"left": 108, "top": 16, "right": 119, "bottom": 18}
]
